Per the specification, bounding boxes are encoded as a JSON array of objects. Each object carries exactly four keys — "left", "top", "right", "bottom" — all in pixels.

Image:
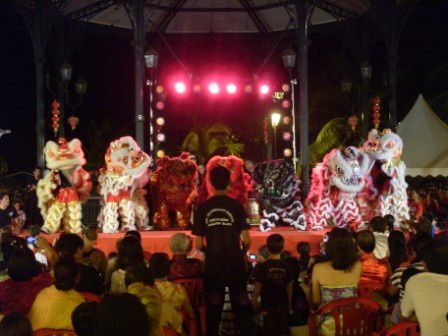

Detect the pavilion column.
[
  {"left": 35, "top": 55, "right": 45, "bottom": 167},
  {"left": 388, "top": 32, "right": 399, "bottom": 128},
  {"left": 296, "top": 0, "right": 310, "bottom": 195},
  {"left": 133, "top": 0, "right": 145, "bottom": 148}
]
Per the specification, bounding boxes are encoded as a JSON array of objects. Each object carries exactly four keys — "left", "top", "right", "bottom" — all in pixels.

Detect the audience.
[
  {"left": 125, "top": 230, "right": 152, "bottom": 261},
  {"left": 0, "top": 312, "right": 32, "bottom": 336},
  {"left": 252, "top": 234, "right": 292, "bottom": 336},
  {"left": 110, "top": 235, "right": 145, "bottom": 293},
  {"left": 387, "top": 230, "right": 408, "bottom": 272},
  {"left": 95, "top": 293, "right": 150, "bottom": 336},
  {"left": 71, "top": 301, "right": 98, "bottom": 336},
  {"left": 81, "top": 227, "right": 107, "bottom": 277},
  {"left": 151, "top": 252, "right": 194, "bottom": 334},
  {"left": 0, "top": 247, "right": 52, "bottom": 315},
  {"left": 401, "top": 239, "right": 448, "bottom": 335},
  {"left": 369, "top": 216, "right": 389, "bottom": 260},
  {"left": 356, "top": 230, "right": 390, "bottom": 291},
  {"left": 168, "top": 232, "right": 204, "bottom": 280},
  {"left": 29, "top": 258, "right": 85, "bottom": 331}
]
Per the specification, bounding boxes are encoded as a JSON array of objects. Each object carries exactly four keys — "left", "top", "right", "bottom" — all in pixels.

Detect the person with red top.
[
  {"left": 356, "top": 230, "right": 390, "bottom": 291},
  {"left": 0, "top": 247, "right": 52, "bottom": 315},
  {"left": 168, "top": 232, "right": 203, "bottom": 281},
  {"left": 408, "top": 190, "right": 425, "bottom": 221}
]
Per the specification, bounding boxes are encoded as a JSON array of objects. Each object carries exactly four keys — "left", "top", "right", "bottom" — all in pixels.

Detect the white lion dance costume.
[
  {"left": 362, "top": 129, "right": 409, "bottom": 223},
  {"left": 307, "top": 147, "right": 370, "bottom": 230},
  {"left": 98, "top": 136, "right": 151, "bottom": 233},
  {"left": 253, "top": 159, "right": 307, "bottom": 231},
  {"left": 37, "top": 138, "right": 92, "bottom": 233}
]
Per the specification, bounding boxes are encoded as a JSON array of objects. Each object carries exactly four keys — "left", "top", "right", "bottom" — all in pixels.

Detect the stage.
[{"left": 41, "top": 227, "right": 327, "bottom": 257}]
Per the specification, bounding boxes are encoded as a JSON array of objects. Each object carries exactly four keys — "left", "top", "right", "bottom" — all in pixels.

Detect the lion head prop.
[
  {"left": 44, "top": 138, "right": 86, "bottom": 171},
  {"left": 152, "top": 152, "right": 198, "bottom": 229}
]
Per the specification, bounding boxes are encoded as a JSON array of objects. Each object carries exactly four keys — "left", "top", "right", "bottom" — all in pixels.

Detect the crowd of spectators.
[{"left": 0, "top": 168, "right": 447, "bottom": 336}]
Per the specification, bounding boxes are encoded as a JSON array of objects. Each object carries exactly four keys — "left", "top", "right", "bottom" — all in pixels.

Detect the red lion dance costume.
[
  {"left": 152, "top": 153, "right": 198, "bottom": 230},
  {"left": 307, "top": 147, "right": 370, "bottom": 230},
  {"left": 37, "top": 138, "right": 91, "bottom": 234},
  {"left": 201, "top": 155, "right": 251, "bottom": 207},
  {"left": 98, "top": 136, "right": 151, "bottom": 233}
]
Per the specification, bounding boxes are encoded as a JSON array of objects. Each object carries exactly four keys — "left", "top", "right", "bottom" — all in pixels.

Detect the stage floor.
[{"left": 41, "top": 227, "right": 327, "bottom": 257}]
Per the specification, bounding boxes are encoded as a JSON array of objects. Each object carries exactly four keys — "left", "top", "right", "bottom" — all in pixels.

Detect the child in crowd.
[
  {"left": 370, "top": 216, "right": 389, "bottom": 259},
  {"left": 252, "top": 234, "right": 292, "bottom": 336}
]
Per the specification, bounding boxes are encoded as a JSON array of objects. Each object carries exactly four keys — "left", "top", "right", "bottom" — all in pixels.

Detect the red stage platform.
[{"left": 42, "top": 227, "right": 327, "bottom": 257}]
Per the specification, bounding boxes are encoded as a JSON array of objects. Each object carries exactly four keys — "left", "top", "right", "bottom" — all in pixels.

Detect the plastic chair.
[
  {"left": 173, "top": 278, "right": 206, "bottom": 335},
  {"left": 358, "top": 282, "right": 385, "bottom": 298},
  {"left": 309, "top": 297, "right": 383, "bottom": 336},
  {"left": 373, "top": 321, "right": 420, "bottom": 336},
  {"left": 78, "top": 291, "right": 101, "bottom": 302},
  {"left": 34, "top": 329, "right": 76, "bottom": 336}
]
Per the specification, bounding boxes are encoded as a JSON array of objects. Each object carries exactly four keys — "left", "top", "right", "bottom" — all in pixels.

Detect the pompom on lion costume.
[
  {"left": 37, "top": 138, "right": 91, "bottom": 233},
  {"left": 152, "top": 152, "right": 198, "bottom": 230},
  {"left": 97, "top": 136, "right": 151, "bottom": 233}
]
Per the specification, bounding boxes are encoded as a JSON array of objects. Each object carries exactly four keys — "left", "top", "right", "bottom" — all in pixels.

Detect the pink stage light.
[
  {"left": 174, "top": 82, "right": 186, "bottom": 94},
  {"left": 226, "top": 83, "right": 237, "bottom": 94},
  {"left": 208, "top": 83, "right": 220, "bottom": 94},
  {"left": 259, "top": 84, "right": 270, "bottom": 95},
  {"left": 155, "top": 101, "right": 165, "bottom": 110}
]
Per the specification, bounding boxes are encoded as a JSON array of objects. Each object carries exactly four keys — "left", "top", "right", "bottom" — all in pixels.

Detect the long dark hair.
[
  {"left": 115, "top": 236, "right": 144, "bottom": 271},
  {"left": 388, "top": 230, "right": 407, "bottom": 271},
  {"left": 326, "top": 227, "right": 358, "bottom": 271}
]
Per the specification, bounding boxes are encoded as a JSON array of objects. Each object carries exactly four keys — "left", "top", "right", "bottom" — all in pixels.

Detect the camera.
[
  {"left": 248, "top": 253, "right": 258, "bottom": 261},
  {"left": 26, "top": 236, "right": 37, "bottom": 246}
]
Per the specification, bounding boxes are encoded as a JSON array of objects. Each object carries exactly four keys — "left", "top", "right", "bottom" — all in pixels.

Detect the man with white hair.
[{"left": 168, "top": 232, "right": 203, "bottom": 280}]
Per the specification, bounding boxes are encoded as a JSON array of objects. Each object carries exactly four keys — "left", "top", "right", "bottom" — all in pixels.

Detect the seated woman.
[
  {"left": 168, "top": 233, "right": 203, "bottom": 281},
  {"left": 0, "top": 247, "right": 52, "bottom": 315},
  {"left": 109, "top": 236, "right": 145, "bottom": 293},
  {"left": 150, "top": 253, "right": 195, "bottom": 335},
  {"left": 311, "top": 228, "right": 362, "bottom": 335}
]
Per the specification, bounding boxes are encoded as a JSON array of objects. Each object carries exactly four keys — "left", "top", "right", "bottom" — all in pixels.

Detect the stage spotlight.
[
  {"left": 174, "top": 82, "right": 186, "bottom": 94},
  {"left": 284, "top": 148, "right": 292, "bottom": 157},
  {"left": 193, "top": 84, "right": 201, "bottom": 93},
  {"left": 244, "top": 85, "right": 253, "bottom": 93},
  {"left": 282, "top": 99, "right": 291, "bottom": 109},
  {"left": 156, "top": 117, "right": 165, "bottom": 126},
  {"left": 157, "top": 150, "right": 165, "bottom": 158},
  {"left": 282, "top": 83, "right": 290, "bottom": 92},
  {"left": 283, "top": 131, "right": 292, "bottom": 141},
  {"left": 156, "top": 85, "right": 164, "bottom": 93},
  {"left": 155, "top": 101, "right": 165, "bottom": 110},
  {"left": 156, "top": 133, "right": 166, "bottom": 142},
  {"left": 209, "top": 82, "right": 220, "bottom": 94},
  {"left": 259, "top": 84, "right": 270, "bottom": 95},
  {"left": 283, "top": 116, "right": 291, "bottom": 125},
  {"left": 226, "top": 83, "right": 237, "bottom": 94}
]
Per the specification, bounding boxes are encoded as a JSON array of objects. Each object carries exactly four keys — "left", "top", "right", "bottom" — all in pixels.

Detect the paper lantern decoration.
[
  {"left": 371, "top": 96, "right": 381, "bottom": 128},
  {"left": 263, "top": 118, "right": 269, "bottom": 144},
  {"left": 68, "top": 116, "right": 79, "bottom": 130},
  {"left": 51, "top": 100, "right": 60, "bottom": 136},
  {"left": 348, "top": 115, "right": 359, "bottom": 130}
]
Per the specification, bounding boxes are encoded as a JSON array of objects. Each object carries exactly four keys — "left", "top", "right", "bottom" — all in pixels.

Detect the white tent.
[{"left": 397, "top": 94, "right": 448, "bottom": 176}]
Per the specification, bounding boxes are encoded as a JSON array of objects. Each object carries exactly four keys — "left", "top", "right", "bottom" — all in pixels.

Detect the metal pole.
[
  {"left": 361, "top": 76, "right": 369, "bottom": 137},
  {"left": 134, "top": 0, "right": 145, "bottom": 147},
  {"left": 149, "top": 80, "right": 155, "bottom": 164},
  {"left": 290, "top": 78, "right": 298, "bottom": 172},
  {"left": 296, "top": 0, "right": 310, "bottom": 194},
  {"left": 389, "top": 54, "right": 398, "bottom": 129},
  {"left": 273, "top": 127, "right": 277, "bottom": 159},
  {"left": 36, "top": 57, "right": 45, "bottom": 167}
]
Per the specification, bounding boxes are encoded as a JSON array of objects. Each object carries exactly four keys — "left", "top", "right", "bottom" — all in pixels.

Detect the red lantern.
[
  {"left": 348, "top": 115, "right": 359, "bottom": 130},
  {"left": 68, "top": 116, "right": 79, "bottom": 130},
  {"left": 263, "top": 118, "right": 269, "bottom": 144},
  {"left": 51, "top": 100, "right": 60, "bottom": 135},
  {"left": 371, "top": 96, "right": 381, "bottom": 128}
]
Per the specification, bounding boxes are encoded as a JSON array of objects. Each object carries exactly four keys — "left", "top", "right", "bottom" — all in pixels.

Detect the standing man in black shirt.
[
  {"left": 0, "top": 193, "right": 18, "bottom": 229},
  {"left": 192, "top": 166, "right": 252, "bottom": 336}
]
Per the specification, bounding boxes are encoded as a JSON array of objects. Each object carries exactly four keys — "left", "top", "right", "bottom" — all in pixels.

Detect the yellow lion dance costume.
[
  {"left": 97, "top": 136, "right": 151, "bottom": 233},
  {"left": 37, "top": 138, "right": 92, "bottom": 234}
]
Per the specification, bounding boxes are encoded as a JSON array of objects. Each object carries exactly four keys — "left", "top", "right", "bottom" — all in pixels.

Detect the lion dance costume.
[
  {"left": 253, "top": 159, "right": 306, "bottom": 231},
  {"left": 307, "top": 147, "right": 370, "bottom": 230},
  {"left": 200, "top": 155, "right": 251, "bottom": 208},
  {"left": 37, "top": 138, "right": 91, "bottom": 234},
  {"left": 98, "top": 136, "right": 151, "bottom": 233},
  {"left": 152, "top": 152, "right": 198, "bottom": 230},
  {"left": 362, "top": 129, "right": 409, "bottom": 224}
]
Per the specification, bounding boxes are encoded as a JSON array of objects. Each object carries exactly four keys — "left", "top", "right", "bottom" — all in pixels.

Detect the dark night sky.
[{"left": 1, "top": 0, "right": 448, "bottom": 173}]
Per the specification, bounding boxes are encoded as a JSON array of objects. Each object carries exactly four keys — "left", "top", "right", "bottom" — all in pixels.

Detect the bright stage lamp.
[
  {"left": 157, "top": 150, "right": 165, "bottom": 158},
  {"left": 283, "top": 116, "right": 291, "bottom": 125},
  {"left": 283, "top": 131, "right": 292, "bottom": 141},
  {"left": 209, "top": 83, "right": 220, "bottom": 94},
  {"left": 193, "top": 84, "right": 201, "bottom": 93},
  {"left": 226, "top": 83, "right": 237, "bottom": 94},
  {"left": 282, "top": 99, "right": 291, "bottom": 109},
  {"left": 155, "top": 101, "right": 165, "bottom": 110},
  {"left": 284, "top": 148, "right": 292, "bottom": 157},
  {"left": 156, "top": 133, "right": 166, "bottom": 142},
  {"left": 271, "top": 112, "right": 281, "bottom": 128},
  {"left": 260, "top": 84, "right": 270, "bottom": 95},
  {"left": 156, "top": 117, "right": 165, "bottom": 126},
  {"left": 156, "top": 85, "right": 164, "bottom": 93},
  {"left": 244, "top": 85, "right": 252, "bottom": 93},
  {"left": 174, "top": 82, "right": 186, "bottom": 94}
]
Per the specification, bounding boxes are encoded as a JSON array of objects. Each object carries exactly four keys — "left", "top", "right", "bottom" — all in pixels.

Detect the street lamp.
[
  {"left": 340, "top": 78, "right": 352, "bottom": 93},
  {"left": 282, "top": 48, "right": 297, "bottom": 69},
  {"left": 144, "top": 48, "right": 159, "bottom": 69},
  {"left": 145, "top": 48, "right": 159, "bottom": 164},
  {"left": 60, "top": 63, "right": 73, "bottom": 83},
  {"left": 271, "top": 112, "right": 281, "bottom": 159},
  {"left": 360, "top": 61, "right": 372, "bottom": 138},
  {"left": 75, "top": 78, "right": 87, "bottom": 96}
]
